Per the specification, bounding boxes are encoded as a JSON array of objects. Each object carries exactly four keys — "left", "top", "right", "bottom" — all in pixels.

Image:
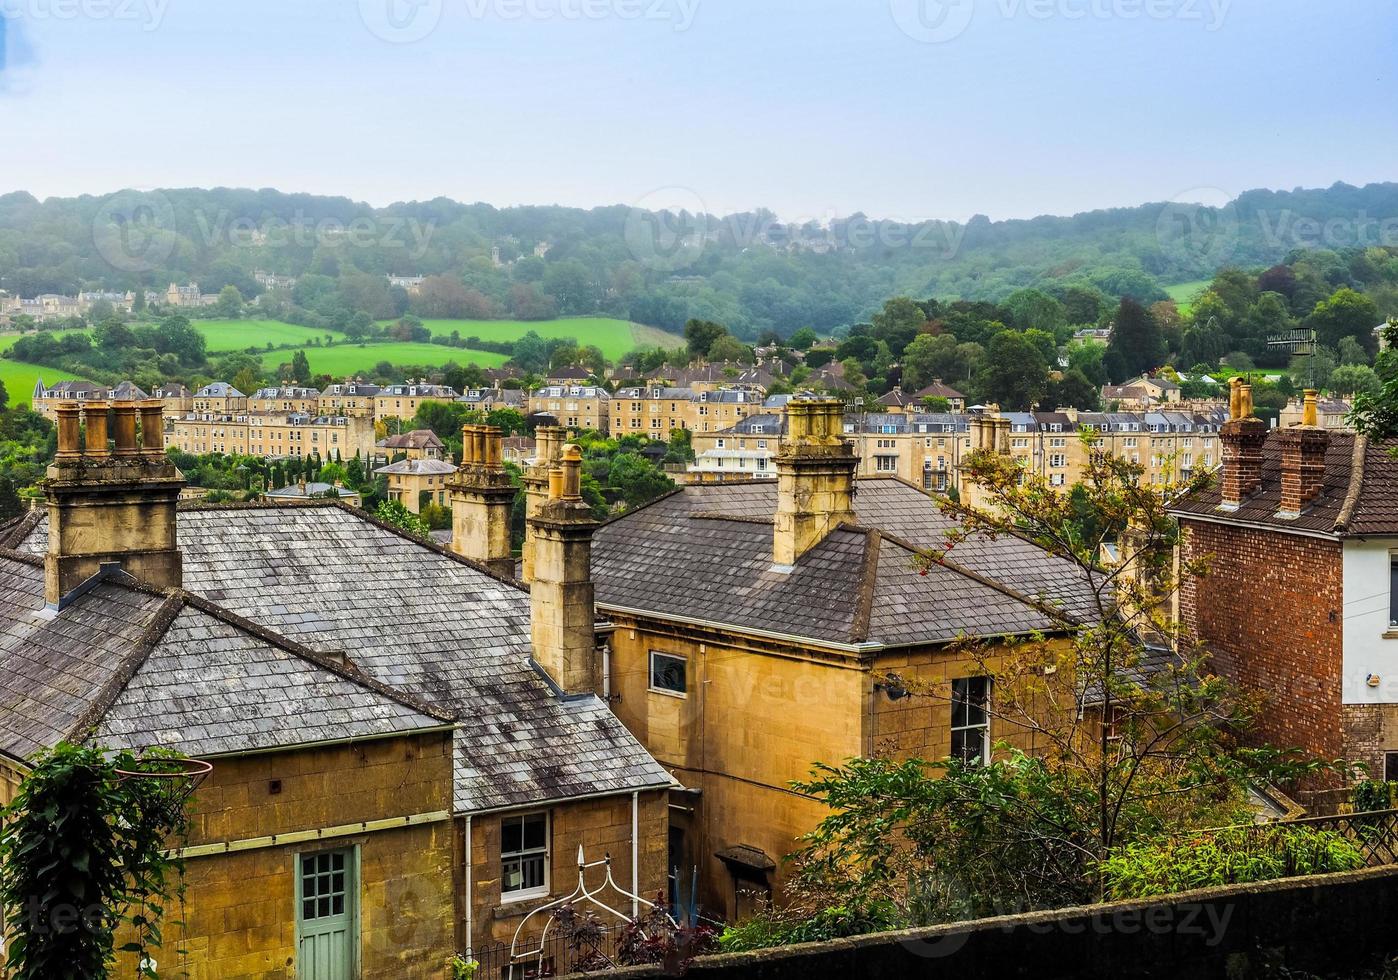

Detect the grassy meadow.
[
  {"left": 1164, "top": 280, "right": 1211, "bottom": 316},
  {"left": 259, "top": 342, "right": 509, "bottom": 377},
  {"left": 194, "top": 319, "right": 347, "bottom": 352},
  {"left": 407, "top": 317, "right": 677, "bottom": 361}
]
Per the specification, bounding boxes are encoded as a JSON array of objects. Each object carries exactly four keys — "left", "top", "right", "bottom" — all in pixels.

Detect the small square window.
[
  {"left": 501, "top": 812, "right": 549, "bottom": 900},
  {"left": 649, "top": 652, "right": 687, "bottom": 696},
  {"left": 950, "top": 677, "right": 990, "bottom": 765}
]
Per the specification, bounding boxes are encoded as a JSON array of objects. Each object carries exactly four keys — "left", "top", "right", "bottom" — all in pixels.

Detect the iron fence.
[{"left": 469, "top": 921, "right": 630, "bottom": 980}]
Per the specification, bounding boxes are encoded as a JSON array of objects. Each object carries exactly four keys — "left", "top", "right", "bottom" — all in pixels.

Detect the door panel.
[{"left": 298, "top": 849, "right": 355, "bottom": 979}]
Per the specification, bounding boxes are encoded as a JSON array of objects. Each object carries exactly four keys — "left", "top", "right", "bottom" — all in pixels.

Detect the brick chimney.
[
  {"left": 773, "top": 398, "right": 857, "bottom": 569},
  {"left": 1276, "top": 389, "right": 1329, "bottom": 519},
  {"left": 529, "top": 445, "right": 598, "bottom": 695},
  {"left": 520, "top": 425, "right": 565, "bottom": 583},
  {"left": 1218, "top": 377, "right": 1267, "bottom": 510},
  {"left": 448, "top": 424, "right": 516, "bottom": 578},
  {"left": 44, "top": 399, "right": 184, "bottom": 607}
]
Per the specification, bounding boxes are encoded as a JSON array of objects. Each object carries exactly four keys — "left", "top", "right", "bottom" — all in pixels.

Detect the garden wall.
[{"left": 579, "top": 865, "right": 1398, "bottom": 980}]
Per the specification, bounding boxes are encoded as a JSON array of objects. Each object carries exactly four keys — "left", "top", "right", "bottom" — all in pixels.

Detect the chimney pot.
[
  {"left": 83, "top": 401, "right": 111, "bottom": 458},
  {"left": 54, "top": 403, "right": 82, "bottom": 460},
  {"left": 112, "top": 400, "right": 139, "bottom": 456}
]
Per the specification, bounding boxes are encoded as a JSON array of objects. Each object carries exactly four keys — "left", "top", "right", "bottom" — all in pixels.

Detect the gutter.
[{"left": 1167, "top": 508, "right": 1339, "bottom": 542}]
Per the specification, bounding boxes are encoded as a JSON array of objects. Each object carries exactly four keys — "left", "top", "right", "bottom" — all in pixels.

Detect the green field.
[
  {"left": 260, "top": 342, "right": 510, "bottom": 377},
  {"left": 0, "top": 359, "right": 81, "bottom": 406},
  {"left": 194, "top": 319, "right": 347, "bottom": 352},
  {"left": 1164, "top": 279, "right": 1211, "bottom": 315},
  {"left": 407, "top": 317, "right": 678, "bottom": 361}
]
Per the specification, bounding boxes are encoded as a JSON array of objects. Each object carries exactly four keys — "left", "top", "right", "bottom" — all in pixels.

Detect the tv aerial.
[{"left": 1266, "top": 325, "right": 1318, "bottom": 388}]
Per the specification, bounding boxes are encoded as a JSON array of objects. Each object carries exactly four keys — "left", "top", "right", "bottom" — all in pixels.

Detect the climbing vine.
[{"left": 0, "top": 743, "right": 193, "bottom": 979}]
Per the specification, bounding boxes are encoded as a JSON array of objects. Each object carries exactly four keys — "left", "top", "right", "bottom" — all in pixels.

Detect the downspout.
[
  {"left": 464, "top": 814, "right": 473, "bottom": 959},
  {"left": 631, "top": 790, "right": 640, "bottom": 918}
]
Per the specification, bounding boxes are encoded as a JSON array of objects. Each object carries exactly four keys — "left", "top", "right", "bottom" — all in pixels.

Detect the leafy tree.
[
  {"left": 684, "top": 319, "right": 728, "bottom": 359},
  {"left": 1045, "top": 367, "right": 1100, "bottom": 410},
  {"left": 1307, "top": 287, "right": 1379, "bottom": 353},
  {"left": 1105, "top": 298, "right": 1165, "bottom": 381},
  {"left": 1004, "top": 288, "right": 1066, "bottom": 334},
  {"left": 215, "top": 285, "right": 244, "bottom": 318},
  {"left": 290, "top": 350, "right": 312, "bottom": 386},
  {"left": 707, "top": 334, "right": 753, "bottom": 364},
  {"left": 784, "top": 444, "right": 1332, "bottom": 931},
  {"left": 788, "top": 327, "right": 819, "bottom": 350},
  {"left": 1330, "top": 364, "right": 1382, "bottom": 399},
  {"left": 0, "top": 743, "right": 193, "bottom": 980},
  {"left": 869, "top": 297, "right": 926, "bottom": 354},
  {"left": 0, "top": 379, "right": 8, "bottom": 412},
  {"left": 375, "top": 499, "right": 430, "bottom": 537},
  {"left": 606, "top": 452, "right": 675, "bottom": 510},
  {"left": 976, "top": 331, "right": 1049, "bottom": 410}
]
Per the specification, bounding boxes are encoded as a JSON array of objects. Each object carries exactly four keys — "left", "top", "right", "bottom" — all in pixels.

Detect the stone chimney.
[
  {"left": 529, "top": 445, "right": 598, "bottom": 695},
  {"left": 773, "top": 398, "right": 857, "bottom": 569},
  {"left": 1218, "top": 377, "right": 1267, "bottom": 510},
  {"left": 520, "top": 425, "right": 565, "bottom": 583},
  {"left": 448, "top": 423, "right": 516, "bottom": 578},
  {"left": 45, "top": 399, "right": 184, "bottom": 607},
  {"left": 1276, "top": 389, "right": 1329, "bottom": 519}
]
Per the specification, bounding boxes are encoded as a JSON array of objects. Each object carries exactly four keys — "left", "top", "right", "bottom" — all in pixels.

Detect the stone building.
[
  {"left": 319, "top": 380, "right": 383, "bottom": 418},
  {"left": 590, "top": 398, "right": 1096, "bottom": 919},
  {"left": 376, "top": 457, "right": 459, "bottom": 513},
  {"left": 249, "top": 385, "right": 322, "bottom": 415},
  {"left": 528, "top": 385, "right": 610, "bottom": 432},
  {"left": 1171, "top": 385, "right": 1398, "bottom": 782},
  {"left": 192, "top": 381, "right": 248, "bottom": 414},
  {"left": 0, "top": 401, "right": 671, "bottom": 977},
  {"left": 165, "top": 411, "right": 377, "bottom": 461},
  {"left": 374, "top": 382, "right": 458, "bottom": 422},
  {"left": 377, "top": 428, "right": 447, "bottom": 462}
]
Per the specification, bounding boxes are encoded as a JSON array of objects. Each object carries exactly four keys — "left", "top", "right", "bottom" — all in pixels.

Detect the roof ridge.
[
  {"left": 689, "top": 512, "right": 774, "bottom": 525},
  {"left": 187, "top": 499, "right": 529, "bottom": 593},
  {"left": 595, "top": 485, "right": 686, "bottom": 529},
  {"left": 67, "top": 592, "right": 186, "bottom": 741},
  {"left": 180, "top": 592, "right": 455, "bottom": 724},
  {"left": 0, "top": 510, "right": 44, "bottom": 550},
  {"left": 1334, "top": 433, "right": 1369, "bottom": 535}
]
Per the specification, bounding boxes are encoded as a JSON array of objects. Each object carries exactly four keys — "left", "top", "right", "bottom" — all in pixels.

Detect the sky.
[{"left": 0, "top": 0, "right": 1393, "bottom": 223}]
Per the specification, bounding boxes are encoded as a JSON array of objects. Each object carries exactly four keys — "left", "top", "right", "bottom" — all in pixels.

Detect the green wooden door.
[{"left": 297, "top": 848, "right": 357, "bottom": 979}]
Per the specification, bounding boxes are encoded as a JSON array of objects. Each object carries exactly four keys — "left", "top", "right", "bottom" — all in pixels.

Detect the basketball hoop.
[{"left": 113, "top": 756, "right": 213, "bottom": 809}]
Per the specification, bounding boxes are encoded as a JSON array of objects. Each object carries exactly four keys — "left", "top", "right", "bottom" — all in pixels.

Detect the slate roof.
[
  {"left": 0, "top": 555, "right": 445, "bottom": 763},
  {"left": 592, "top": 478, "right": 1097, "bottom": 649},
  {"left": 1170, "top": 431, "right": 1398, "bottom": 537},
  {"left": 379, "top": 429, "right": 445, "bottom": 451},
  {"left": 8, "top": 504, "right": 671, "bottom": 811},
  {"left": 375, "top": 459, "right": 458, "bottom": 476}
]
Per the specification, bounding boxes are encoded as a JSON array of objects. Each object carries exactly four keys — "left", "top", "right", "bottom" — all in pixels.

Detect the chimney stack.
[
  {"left": 529, "top": 445, "right": 598, "bottom": 695},
  {"left": 520, "top": 425, "right": 565, "bottom": 582},
  {"left": 44, "top": 399, "right": 184, "bottom": 607},
  {"left": 773, "top": 398, "right": 857, "bottom": 569},
  {"left": 448, "top": 424, "right": 516, "bottom": 578},
  {"left": 1276, "top": 389, "right": 1329, "bottom": 519},
  {"left": 1218, "top": 377, "right": 1267, "bottom": 510}
]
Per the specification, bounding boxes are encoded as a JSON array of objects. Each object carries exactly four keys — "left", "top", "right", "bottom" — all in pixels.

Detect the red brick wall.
[{"left": 1179, "top": 518, "right": 1344, "bottom": 762}]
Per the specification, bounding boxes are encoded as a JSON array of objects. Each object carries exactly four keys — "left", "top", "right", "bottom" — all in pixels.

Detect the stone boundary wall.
[{"left": 573, "top": 865, "right": 1398, "bottom": 979}]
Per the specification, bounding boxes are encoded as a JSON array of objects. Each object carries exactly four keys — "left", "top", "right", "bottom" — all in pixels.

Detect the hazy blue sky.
[{"left": 0, "top": 0, "right": 1393, "bottom": 221}]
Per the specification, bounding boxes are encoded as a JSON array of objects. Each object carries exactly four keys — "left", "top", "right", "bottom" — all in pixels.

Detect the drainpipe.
[
  {"left": 631, "top": 791, "right": 640, "bottom": 918},
  {"left": 464, "top": 814, "right": 473, "bottom": 959}
]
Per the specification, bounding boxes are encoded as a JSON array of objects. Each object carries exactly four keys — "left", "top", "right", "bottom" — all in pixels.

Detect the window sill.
[
  {"left": 648, "top": 687, "right": 687, "bottom": 700},
  {"left": 1383, "top": 631, "right": 1398, "bottom": 640},
  {"left": 493, "top": 893, "right": 553, "bottom": 919}
]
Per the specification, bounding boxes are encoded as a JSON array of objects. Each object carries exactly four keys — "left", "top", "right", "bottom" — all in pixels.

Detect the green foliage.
[
  {"left": 448, "top": 954, "right": 479, "bottom": 980},
  {"left": 0, "top": 743, "right": 192, "bottom": 980},
  {"left": 375, "top": 499, "right": 431, "bottom": 537},
  {"left": 1099, "top": 826, "right": 1363, "bottom": 899},
  {"left": 718, "top": 899, "right": 904, "bottom": 953},
  {"left": 1353, "top": 779, "right": 1396, "bottom": 813}
]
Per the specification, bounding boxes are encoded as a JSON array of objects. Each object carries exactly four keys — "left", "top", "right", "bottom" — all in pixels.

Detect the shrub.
[
  {"left": 1101, "top": 825, "right": 1364, "bottom": 899},
  {"left": 718, "top": 899, "right": 904, "bottom": 953}
]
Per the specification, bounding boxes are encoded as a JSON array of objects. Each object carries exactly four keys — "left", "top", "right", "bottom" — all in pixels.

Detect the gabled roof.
[
  {"left": 379, "top": 429, "right": 445, "bottom": 451},
  {"left": 8, "top": 504, "right": 670, "bottom": 811},
  {"left": 0, "top": 554, "right": 447, "bottom": 764},
  {"left": 1170, "top": 431, "right": 1398, "bottom": 537},
  {"left": 375, "top": 459, "right": 458, "bottom": 476},
  {"left": 912, "top": 380, "right": 965, "bottom": 400},
  {"left": 592, "top": 479, "right": 1097, "bottom": 649}
]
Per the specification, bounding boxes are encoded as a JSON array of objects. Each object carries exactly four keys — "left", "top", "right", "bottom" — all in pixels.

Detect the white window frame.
[
  {"left": 500, "top": 811, "right": 550, "bottom": 902},
  {"left": 649, "top": 651, "right": 688, "bottom": 697},
  {"left": 950, "top": 677, "right": 991, "bottom": 765}
]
